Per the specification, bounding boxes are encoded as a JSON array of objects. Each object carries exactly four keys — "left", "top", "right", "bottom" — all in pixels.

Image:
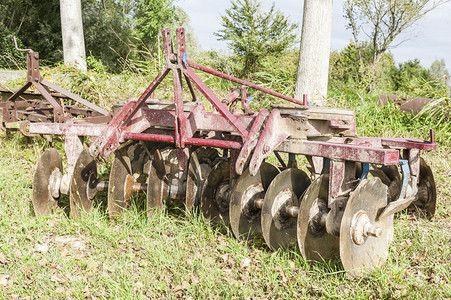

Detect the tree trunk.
[
  {"left": 294, "top": 0, "right": 333, "bottom": 105},
  {"left": 60, "top": 0, "right": 87, "bottom": 71}
]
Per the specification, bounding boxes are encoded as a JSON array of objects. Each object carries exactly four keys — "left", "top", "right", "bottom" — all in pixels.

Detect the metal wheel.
[
  {"left": 146, "top": 147, "right": 181, "bottom": 218},
  {"left": 69, "top": 149, "right": 98, "bottom": 218},
  {"left": 32, "top": 148, "right": 63, "bottom": 216},
  {"left": 261, "top": 168, "right": 311, "bottom": 250},
  {"left": 200, "top": 160, "right": 232, "bottom": 225},
  {"left": 108, "top": 143, "right": 150, "bottom": 219},
  {"left": 229, "top": 162, "right": 279, "bottom": 240},
  {"left": 185, "top": 148, "right": 220, "bottom": 211},
  {"left": 297, "top": 174, "right": 339, "bottom": 261},
  {"left": 340, "top": 177, "right": 393, "bottom": 277},
  {"left": 408, "top": 158, "right": 437, "bottom": 219},
  {"left": 370, "top": 165, "right": 401, "bottom": 202}
]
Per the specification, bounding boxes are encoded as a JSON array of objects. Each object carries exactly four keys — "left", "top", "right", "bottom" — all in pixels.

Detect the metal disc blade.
[
  {"left": 229, "top": 162, "right": 279, "bottom": 240},
  {"left": 70, "top": 149, "right": 97, "bottom": 218},
  {"left": 408, "top": 157, "right": 437, "bottom": 219},
  {"left": 297, "top": 174, "right": 339, "bottom": 261},
  {"left": 108, "top": 143, "right": 151, "bottom": 219},
  {"left": 340, "top": 177, "right": 393, "bottom": 277},
  {"left": 261, "top": 168, "right": 311, "bottom": 250},
  {"left": 201, "top": 160, "right": 232, "bottom": 225},
  {"left": 185, "top": 148, "right": 220, "bottom": 211},
  {"left": 32, "top": 148, "right": 62, "bottom": 216},
  {"left": 370, "top": 165, "right": 401, "bottom": 202},
  {"left": 146, "top": 148, "right": 178, "bottom": 218},
  {"left": 108, "top": 147, "right": 132, "bottom": 219}
]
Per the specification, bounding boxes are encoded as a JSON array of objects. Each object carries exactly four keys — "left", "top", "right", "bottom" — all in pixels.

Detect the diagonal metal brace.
[{"left": 249, "top": 109, "right": 290, "bottom": 176}]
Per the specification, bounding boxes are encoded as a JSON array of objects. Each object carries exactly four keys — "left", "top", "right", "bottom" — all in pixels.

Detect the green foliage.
[
  {"left": 215, "top": 0, "right": 298, "bottom": 78},
  {"left": 329, "top": 41, "right": 396, "bottom": 92},
  {"left": 0, "top": 23, "right": 25, "bottom": 69},
  {"left": 82, "top": 0, "right": 135, "bottom": 72},
  {"left": 0, "top": 0, "right": 63, "bottom": 64},
  {"left": 390, "top": 59, "right": 443, "bottom": 97}
]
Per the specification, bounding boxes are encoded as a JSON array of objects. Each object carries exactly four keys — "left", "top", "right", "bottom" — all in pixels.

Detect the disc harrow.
[{"left": 22, "top": 28, "right": 439, "bottom": 276}]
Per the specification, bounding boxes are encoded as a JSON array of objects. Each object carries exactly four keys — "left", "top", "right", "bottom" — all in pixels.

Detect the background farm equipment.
[
  {"left": 16, "top": 28, "right": 438, "bottom": 277},
  {"left": 0, "top": 38, "right": 111, "bottom": 131}
]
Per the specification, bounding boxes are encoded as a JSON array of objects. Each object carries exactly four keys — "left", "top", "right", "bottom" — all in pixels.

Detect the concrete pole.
[
  {"left": 294, "top": 0, "right": 333, "bottom": 105},
  {"left": 60, "top": 0, "right": 87, "bottom": 71}
]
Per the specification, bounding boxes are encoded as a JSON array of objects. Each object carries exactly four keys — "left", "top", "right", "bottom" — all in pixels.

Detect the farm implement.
[
  {"left": 12, "top": 28, "right": 437, "bottom": 276},
  {"left": 0, "top": 38, "right": 111, "bottom": 131}
]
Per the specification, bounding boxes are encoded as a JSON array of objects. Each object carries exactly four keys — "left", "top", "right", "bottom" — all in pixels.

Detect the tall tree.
[
  {"left": 60, "top": 0, "right": 87, "bottom": 70},
  {"left": 344, "top": 0, "right": 449, "bottom": 66},
  {"left": 215, "top": 0, "right": 298, "bottom": 78},
  {"left": 294, "top": 0, "right": 333, "bottom": 104}
]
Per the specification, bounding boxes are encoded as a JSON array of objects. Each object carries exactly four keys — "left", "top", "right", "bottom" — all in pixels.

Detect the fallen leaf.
[
  {"left": 0, "top": 252, "right": 7, "bottom": 264},
  {"left": 135, "top": 281, "right": 144, "bottom": 289},
  {"left": 87, "top": 260, "right": 99, "bottom": 270},
  {"left": 38, "top": 258, "right": 48, "bottom": 267},
  {"left": 240, "top": 257, "right": 251, "bottom": 269},
  {"left": 0, "top": 274, "right": 10, "bottom": 286},
  {"left": 50, "top": 274, "right": 66, "bottom": 283},
  {"left": 55, "top": 287, "right": 65, "bottom": 294},
  {"left": 35, "top": 243, "right": 49, "bottom": 254}
]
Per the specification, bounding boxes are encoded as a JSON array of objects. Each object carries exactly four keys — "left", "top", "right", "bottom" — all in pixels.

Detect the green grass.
[
  {"left": 0, "top": 65, "right": 450, "bottom": 298},
  {"left": 0, "top": 123, "right": 450, "bottom": 299}
]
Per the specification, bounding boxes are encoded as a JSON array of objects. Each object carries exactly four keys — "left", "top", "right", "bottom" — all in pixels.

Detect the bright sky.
[{"left": 178, "top": 0, "right": 451, "bottom": 70}]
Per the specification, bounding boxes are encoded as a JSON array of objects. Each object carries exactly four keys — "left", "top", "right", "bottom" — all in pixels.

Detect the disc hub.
[
  {"left": 240, "top": 182, "right": 264, "bottom": 222},
  {"left": 271, "top": 188, "right": 296, "bottom": 230},
  {"left": 350, "top": 210, "right": 382, "bottom": 245}
]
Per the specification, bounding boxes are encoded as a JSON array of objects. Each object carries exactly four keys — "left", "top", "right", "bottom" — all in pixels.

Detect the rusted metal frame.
[
  {"left": 120, "top": 106, "right": 255, "bottom": 137},
  {"left": 32, "top": 82, "right": 65, "bottom": 122},
  {"left": 73, "top": 115, "right": 112, "bottom": 124},
  {"left": 222, "top": 89, "right": 241, "bottom": 105},
  {"left": 235, "top": 108, "right": 269, "bottom": 175},
  {"left": 249, "top": 109, "right": 291, "bottom": 176},
  {"left": 276, "top": 140, "right": 400, "bottom": 165},
  {"left": 28, "top": 122, "right": 106, "bottom": 136},
  {"left": 41, "top": 79, "right": 110, "bottom": 117},
  {"left": 380, "top": 137, "right": 437, "bottom": 150},
  {"left": 16, "top": 111, "right": 51, "bottom": 122},
  {"left": 3, "top": 82, "right": 32, "bottom": 122},
  {"left": 308, "top": 136, "right": 437, "bottom": 151},
  {"left": 122, "top": 132, "right": 242, "bottom": 149},
  {"left": 328, "top": 160, "right": 357, "bottom": 208},
  {"left": 182, "top": 66, "right": 249, "bottom": 138},
  {"left": 186, "top": 59, "right": 305, "bottom": 106},
  {"left": 123, "top": 66, "right": 170, "bottom": 126}
]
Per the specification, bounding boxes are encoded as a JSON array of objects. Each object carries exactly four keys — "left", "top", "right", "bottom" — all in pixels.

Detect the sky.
[{"left": 178, "top": 0, "right": 451, "bottom": 70}]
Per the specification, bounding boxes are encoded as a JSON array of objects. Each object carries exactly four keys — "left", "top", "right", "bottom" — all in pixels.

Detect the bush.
[{"left": 0, "top": 23, "right": 26, "bottom": 69}]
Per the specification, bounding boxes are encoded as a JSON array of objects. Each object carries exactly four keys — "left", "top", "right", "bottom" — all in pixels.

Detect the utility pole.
[
  {"left": 294, "top": 0, "right": 333, "bottom": 105},
  {"left": 60, "top": 0, "right": 87, "bottom": 71}
]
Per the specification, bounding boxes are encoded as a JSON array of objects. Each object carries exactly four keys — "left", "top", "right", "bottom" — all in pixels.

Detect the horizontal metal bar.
[
  {"left": 122, "top": 132, "right": 242, "bottom": 149},
  {"left": 277, "top": 140, "right": 400, "bottom": 165},
  {"left": 28, "top": 122, "right": 106, "bottom": 136}
]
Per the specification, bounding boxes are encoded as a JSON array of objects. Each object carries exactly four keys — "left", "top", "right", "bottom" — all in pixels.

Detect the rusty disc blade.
[
  {"left": 261, "top": 168, "right": 311, "bottom": 250},
  {"left": 408, "top": 157, "right": 437, "bottom": 219},
  {"left": 185, "top": 148, "right": 220, "bottom": 211},
  {"left": 229, "top": 162, "right": 279, "bottom": 240},
  {"left": 32, "top": 148, "right": 62, "bottom": 216},
  {"left": 70, "top": 149, "right": 97, "bottom": 218},
  {"left": 200, "top": 159, "right": 232, "bottom": 226},
  {"left": 297, "top": 174, "right": 339, "bottom": 261},
  {"left": 369, "top": 165, "right": 401, "bottom": 202},
  {"left": 146, "top": 147, "right": 178, "bottom": 218},
  {"left": 108, "top": 143, "right": 151, "bottom": 219},
  {"left": 340, "top": 177, "right": 393, "bottom": 277}
]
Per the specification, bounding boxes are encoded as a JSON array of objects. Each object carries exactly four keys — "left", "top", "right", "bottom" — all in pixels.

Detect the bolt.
[{"left": 365, "top": 224, "right": 382, "bottom": 238}]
